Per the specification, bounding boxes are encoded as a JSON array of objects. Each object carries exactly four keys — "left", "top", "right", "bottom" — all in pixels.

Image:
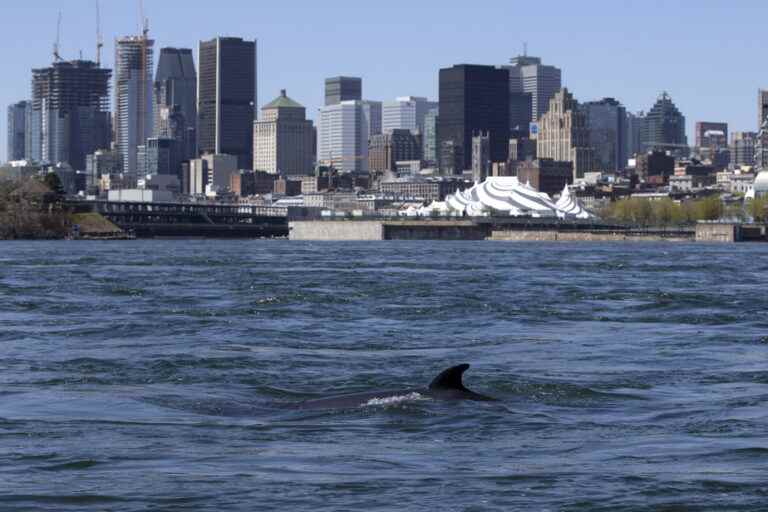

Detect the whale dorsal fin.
[{"left": 429, "top": 364, "right": 470, "bottom": 391}]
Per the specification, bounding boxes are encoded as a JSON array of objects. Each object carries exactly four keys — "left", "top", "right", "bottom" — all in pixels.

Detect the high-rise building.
[
  {"left": 198, "top": 37, "right": 257, "bottom": 169},
  {"left": 382, "top": 96, "right": 438, "bottom": 133},
  {"left": 253, "top": 90, "right": 314, "bottom": 176},
  {"left": 640, "top": 92, "right": 687, "bottom": 154},
  {"left": 508, "top": 92, "right": 533, "bottom": 133},
  {"left": 536, "top": 88, "right": 594, "bottom": 179},
  {"left": 368, "top": 129, "right": 421, "bottom": 173},
  {"left": 583, "top": 98, "right": 627, "bottom": 172},
  {"left": 85, "top": 148, "right": 121, "bottom": 191},
  {"left": 625, "top": 111, "right": 645, "bottom": 160},
  {"left": 695, "top": 122, "right": 728, "bottom": 150},
  {"left": 438, "top": 64, "right": 509, "bottom": 173},
  {"left": 423, "top": 108, "right": 439, "bottom": 166},
  {"left": 471, "top": 132, "right": 491, "bottom": 183},
  {"left": 503, "top": 55, "right": 562, "bottom": 122},
  {"left": 509, "top": 130, "right": 537, "bottom": 162},
  {"left": 758, "top": 90, "right": 768, "bottom": 129},
  {"left": 145, "top": 137, "right": 182, "bottom": 177},
  {"left": 154, "top": 48, "right": 197, "bottom": 159},
  {"left": 317, "top": 100, "right": 369, "bottom": 174},
  {"left": 325, "top": 76, "right": 362, "bottom": 106},
  {"left": 730, "top": 131, "right": 757, "bottom": 167},
  {"left": 757, "top": 119, "right": 768, "bottom": 170},
  {"left": 7, "top": 101, "right": 29, "bottom": 162},
  {"left": 31, "top": 60, "right": 112, "bottom": 170},
  {"left": 361, "top": 100, "right": 382, "bottom": 137},
  {"left": 115, "top": 34, "right": 155, "bottom": 175}
]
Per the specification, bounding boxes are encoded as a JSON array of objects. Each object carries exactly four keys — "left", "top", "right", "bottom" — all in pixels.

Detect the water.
[{"left": 1, "top": 240, "right": 768, "bottom": 511}]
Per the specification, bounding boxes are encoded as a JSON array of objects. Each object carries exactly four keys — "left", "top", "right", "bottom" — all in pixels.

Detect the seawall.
[{"left": 289, "top": 220, "right": 699, "bottom": 242}]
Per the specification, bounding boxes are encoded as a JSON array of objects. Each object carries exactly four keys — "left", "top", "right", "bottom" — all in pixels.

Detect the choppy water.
[{"left": 1, "top": 240, "right": 768, "bottom": 511}]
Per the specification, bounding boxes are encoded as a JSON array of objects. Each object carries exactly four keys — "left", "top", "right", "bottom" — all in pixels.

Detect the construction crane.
[
  {"left": 53, "top": 11, "right": 62, "bottom": 62},
  {"left": 139, "top": 0, "right": 149, "bottom": 38},
  {"left": 96, "top": 0, "right": 103, "bottom": 67},
  {"left": 138, "top": 0, "right": 150, "bottom": 146}
]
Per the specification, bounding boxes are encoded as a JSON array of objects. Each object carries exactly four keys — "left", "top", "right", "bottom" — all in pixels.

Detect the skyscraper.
[
  {"left": 144, "top": 137, "right": 182, "bottom": 177},
  {"left": 624, "top": 111, "right": 645, "bottom": 160},
  {"left": 382, "top": 96, "right": 438, "bottom": 133},
  {"left": 198, "top": 37, "right": 257, "bottom": 169},
  {"left": 7, "top": 101, "right": 29, "bottom": 162},
  {"left": 471, "top": 132, "right": 491, "bottom": 183},
  {"left": 731, "top": 131, "right": 757, "bottom": 167},
  {"left": 115, "top": 34, "right": 155, "bottom": 175},
  {"left": 423, "top": 108, "right": 439, "bottom": 167},
  {"left": 536, "top": 88, "right": 594, "bottom": 179},
  {"left": 758, "top": 89, "right": 768, "bottom": 129},
  {"left": 640, "top": 92, "right": 687, "bottom": 154},
  {"left": 317, "top": 100, "right": 369, "bottom": 174},
  {"left": 253, "top": 90, "right": 314, "bottom": 176},
  {"left": 504, "top": 55, "right": 562, "bottom": 123},
  {"left": 154, "top": 48, "right": 197, "bottom": 159},
  {"left": 325, "top": 77, "right": 362, "bottom": 106},
  {"left": 508, "top": 92, "right": 533, "bottom": 133},
  {"left": 361, "top": 100, "right": 382, "bottom": 137},
  {"left": 583, "top": 98, "right": 627, "bottom": 172},
  {"left": 30, "top": 60, "right": 112, "bottom": 170},
  {"left": 438, "top": 64, "right": 509, "bottom": 173}
]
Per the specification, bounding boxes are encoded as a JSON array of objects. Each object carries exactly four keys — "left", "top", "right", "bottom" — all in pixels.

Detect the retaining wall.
[{"left": 289, "top": 221, "right": 384, "bottom": 241}]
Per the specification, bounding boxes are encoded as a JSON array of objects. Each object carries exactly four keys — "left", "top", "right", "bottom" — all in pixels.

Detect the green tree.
[
  {"left": 696, "top": 196, "right": 724, "bottom": 221},
  {"left": 652, "top": 198, "right": 676, "bottom": 226},
  {"left": 42, "top": 172, "right": 65, "bottom": 197},
  {"left": 749, "top": 197, "right": 767, "bottom": 222}
]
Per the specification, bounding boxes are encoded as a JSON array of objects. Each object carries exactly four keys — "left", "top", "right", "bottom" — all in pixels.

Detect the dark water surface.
[{"left": 1, "top": 240, "right": 768, "bottom": 511}]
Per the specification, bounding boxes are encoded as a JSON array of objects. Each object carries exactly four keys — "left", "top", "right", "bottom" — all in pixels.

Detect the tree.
[
  {"left": 749, "top": 197, "right": 767, "bottom": 222},
  {"left": 696, "top": 196, "right": 723, "bottom": 221},
  {"left": 42, "top": 172, "right": 65, "bottom": 197}
]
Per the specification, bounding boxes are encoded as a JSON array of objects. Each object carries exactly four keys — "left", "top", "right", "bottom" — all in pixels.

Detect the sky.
[{"left": 2, "top": 0, "right": 768, "bottom": 162}]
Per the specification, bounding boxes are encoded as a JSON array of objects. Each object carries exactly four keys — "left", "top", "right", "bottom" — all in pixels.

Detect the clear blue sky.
[{"left": 2, "top": 0, "right": 767, "bottom": 162}]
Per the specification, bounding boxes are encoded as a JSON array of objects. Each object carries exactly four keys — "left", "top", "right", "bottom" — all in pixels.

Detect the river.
[{"left": 1, "top": 240, "right": 767, "bottom": 511}]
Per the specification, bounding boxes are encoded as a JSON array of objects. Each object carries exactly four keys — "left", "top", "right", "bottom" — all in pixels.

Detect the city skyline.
[{"left": 2, "top": 1, "right": 768, "bottom": 163}]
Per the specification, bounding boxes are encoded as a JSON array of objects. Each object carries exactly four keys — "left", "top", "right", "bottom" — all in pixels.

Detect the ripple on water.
[{"left": 1, "top": 240, "right": 767, "bottom": 511}]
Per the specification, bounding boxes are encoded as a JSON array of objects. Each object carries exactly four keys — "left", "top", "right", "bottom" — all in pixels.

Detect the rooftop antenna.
[
  {"left": 96, "top": 0, "right": 103, "bottom": 66},
  {"left": 53, "top": 11, "right": 62, "bottom": 62},
  {"left": 523, "top": 41, "right": 528, "bottom": 57}
]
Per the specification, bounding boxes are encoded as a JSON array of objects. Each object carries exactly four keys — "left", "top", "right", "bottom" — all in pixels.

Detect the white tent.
[{"left": 442, "top": 177, "right": 593, "bottom": 219}]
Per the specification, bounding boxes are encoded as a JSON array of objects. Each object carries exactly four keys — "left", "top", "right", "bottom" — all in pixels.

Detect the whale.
[{"left": 296, "top": 364, "right": 495, "bottom": 410}]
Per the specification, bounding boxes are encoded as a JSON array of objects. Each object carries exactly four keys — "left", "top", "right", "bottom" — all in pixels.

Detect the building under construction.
[
  {"left": 115, "top": 34, "right": 154, "bottom": 176},
  {"left": 30, "top": 60, "right": 112, "bottom": 170}
]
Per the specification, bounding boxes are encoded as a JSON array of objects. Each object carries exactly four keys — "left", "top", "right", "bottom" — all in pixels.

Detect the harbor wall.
[
  {"left": 383, "top": 221, "right": 487, "bottom": 241},
  {"left": 288, "top": 219, "right": 716, "bottom": 243},
  {"left": 290, "top": 221, "right": 385, "bottom": 241},
  {"left": 695, "top": 223, "right": 740, "bottom": 243},
  {"left": 490, "top": 231, "right": 692, "bottom": 242}
]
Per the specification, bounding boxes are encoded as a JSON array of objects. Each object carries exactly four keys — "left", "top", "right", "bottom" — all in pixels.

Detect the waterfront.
[{"left": 1, "top": 240, "right": 768, "bottom": 511}]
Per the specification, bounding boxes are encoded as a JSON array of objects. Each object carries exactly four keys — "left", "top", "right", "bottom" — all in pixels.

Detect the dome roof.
[{"left": 754, "top": 171, "right": 768, "bottom": 193}]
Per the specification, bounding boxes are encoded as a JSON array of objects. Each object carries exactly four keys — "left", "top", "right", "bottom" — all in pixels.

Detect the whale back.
[
  {"left": 429, "top": 364, "right": 471, "bottom": 392},
  {"left": 428, "top": 364, "right": 495, "bottom": 401}
]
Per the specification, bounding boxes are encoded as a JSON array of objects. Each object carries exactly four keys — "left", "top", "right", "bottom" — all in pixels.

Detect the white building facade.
[
  {"left": 382, "top": 96, "right": 438, "bottom": 133},
  {"left": 318, "top": 101, "right": 370, "bottom": 174},
  {"left": 115, "top": 36, "right": 155, "bottom": 176}
]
